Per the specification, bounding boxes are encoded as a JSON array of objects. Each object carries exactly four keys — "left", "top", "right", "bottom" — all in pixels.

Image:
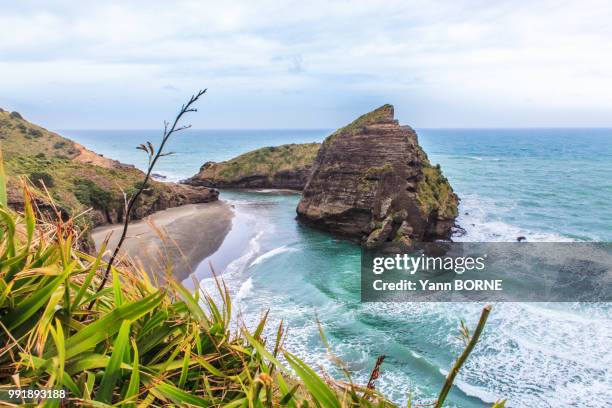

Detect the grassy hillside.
[
  {"left": 0, "top": 109, "right": 83, "bottom": 160},
  {"left": 0, "top": 109, "right": 204, "bottom": 229}
]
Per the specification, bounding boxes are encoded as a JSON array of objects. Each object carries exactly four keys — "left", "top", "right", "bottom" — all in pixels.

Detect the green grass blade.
[
  {"left": 244, "top": 331, "right": 287, "bottom": 374},
  {"left": 47, "top": 290, "right": 163, "bottom": 359},
  {"left": 73, "top": 241, "right": 106, "bottom": 308},
  {"left": 112, "top": 267, "right": 123, "bottom": 306},
  {"left": 178, "top": 347, "right": 190, "bottom": 388},
  {"left": 123, "top": 339, "right": 140, "bottom": 407},
  {"left": 96, "top": 319, "right": 131, "bottom": 403},
  {"left": 84, "top": 371, "right": 96, "bottom": 399},
  {"left": 284, "top": 352, "right": 341, "bottom": 408},
  {"left": 149, "top": 380, "right": 211, "bottom": 407},
  {"left": 4, "top": 263, "right": 73, "bottom": 329},
  {"left": 0, "top": 147, "right": 7, "bottom": 208},
  {"left": 23, "top": 186, "right": 35, "bottom": 245},
  {"left": 49, "top": 319, "right": 66, "bottom": 388}
]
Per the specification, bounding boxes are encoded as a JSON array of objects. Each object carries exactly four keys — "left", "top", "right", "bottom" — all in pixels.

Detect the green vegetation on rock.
[
  {"left": 204, "top": 142, "right": 319, "bottom": 182},
  {"left": 413, "top": 144, "right": 458, "bottom": 219},
  {"left": 324, "top": 104, "right": 395, "bottom": 146}
]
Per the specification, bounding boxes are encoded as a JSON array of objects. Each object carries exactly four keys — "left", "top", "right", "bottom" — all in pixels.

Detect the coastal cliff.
[
  {"left": 184, "top": 143, "right": 319, "bottom": 190},
  {"left": 296, "top": 105, "right": 458, "bottom": 247},
  {"left": 0, "top": 109, "right": 218, "bottom": 228}
]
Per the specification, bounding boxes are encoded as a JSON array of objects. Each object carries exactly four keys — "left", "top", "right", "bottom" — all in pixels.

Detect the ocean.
[{"left": 62, "top": 128, "right": 612, "bottom": 407}]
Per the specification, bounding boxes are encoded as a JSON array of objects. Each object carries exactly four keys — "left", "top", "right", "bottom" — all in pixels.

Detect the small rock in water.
[
  {"left": 451, "top": 226, "right": 467, "bottom": 237},
  {"left": 152, "top": 173, "right": 167, "bottom": 180},
  {"left": 517, "top": 236, "right": 527, "bottom": 242}
]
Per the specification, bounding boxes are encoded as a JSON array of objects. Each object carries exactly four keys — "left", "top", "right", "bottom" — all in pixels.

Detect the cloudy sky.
[{"left": 1, "top": 0, "right": 611, "bottom": 129}]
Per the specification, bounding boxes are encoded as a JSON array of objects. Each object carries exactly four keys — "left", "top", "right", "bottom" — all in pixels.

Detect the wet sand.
[{"left": 92, "top": 201, "right": 234, "bottom": 281}]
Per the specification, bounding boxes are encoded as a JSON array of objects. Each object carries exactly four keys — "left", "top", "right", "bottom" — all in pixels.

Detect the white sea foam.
[
  {"left": 450, "top": 376, "right": 499, "bottom": 404},
  {"left": 199, "top": 229, "right": 265, "bottom": 304},
  {"left": 456, "top": 194, "right": 574, "bottom": 242},
  {"left": 236, "top": 277, "right": 253, "bottom": 302},
  {"left": 225, "top": 231, "right": 264, "bottom": 276},
  {"left": 250, "top": 245, "right": 298, "bottom": 267},
  {"left": 465, "top": 156, "right": 500, "bottom": 162}
]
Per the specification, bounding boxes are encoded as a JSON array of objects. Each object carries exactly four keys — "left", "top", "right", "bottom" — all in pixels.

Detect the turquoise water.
[{"left": 64, "top": 128, "right": 612, "bottom": 407}]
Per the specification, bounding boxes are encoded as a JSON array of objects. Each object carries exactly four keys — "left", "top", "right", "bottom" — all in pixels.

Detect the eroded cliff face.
[{"left": 296, "top": 105, "right": 458, "bottom": 247}]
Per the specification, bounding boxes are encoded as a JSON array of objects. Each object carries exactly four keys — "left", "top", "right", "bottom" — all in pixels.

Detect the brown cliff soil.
[{"left": 296, "top": 105, "right": 458, "bottom": 247}]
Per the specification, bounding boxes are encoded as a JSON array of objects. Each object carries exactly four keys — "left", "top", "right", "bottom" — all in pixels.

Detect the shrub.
[
  {"left": 73, "top": 178, "right": 112, "bottom": 209},
  {"left": 27, "top": 128, "right": 43, "bottom": 138},
  {"left": 53, "top": 140, "right": 67, "bottom": 149},
  {"left": 29, "top": 171, "right": 55, "bottom": 188},
  {"left": 9, "top": 111, "right": 23, "bottom": 120}
]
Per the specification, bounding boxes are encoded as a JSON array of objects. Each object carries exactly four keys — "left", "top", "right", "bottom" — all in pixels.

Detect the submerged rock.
[{"left": 296, "top": 104, "right": 458, "bottom": 247}]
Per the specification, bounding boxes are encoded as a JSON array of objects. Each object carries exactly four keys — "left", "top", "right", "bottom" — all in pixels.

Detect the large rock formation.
[
  {"left": 296, "top": 105, "right": 458, "bottom": 247},
  {"left": 184, "top": 143, "right": 319, "bottom": 190},
  {"left": 1, "top": 109, "right": 218, "bottom": 228}
]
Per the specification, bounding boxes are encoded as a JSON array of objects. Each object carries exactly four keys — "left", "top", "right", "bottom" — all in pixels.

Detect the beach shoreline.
[{"left": 92, "top": 200, "right": 234, "bottom": 281}]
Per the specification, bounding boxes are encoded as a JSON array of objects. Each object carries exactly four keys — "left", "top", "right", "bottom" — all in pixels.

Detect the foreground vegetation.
[{"left": 0, "top": 172, "right": 500, "bottom": 406}]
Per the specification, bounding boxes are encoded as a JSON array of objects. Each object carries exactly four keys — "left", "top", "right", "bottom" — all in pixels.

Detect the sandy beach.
[{"left": 92, "top": 201, "right": 234, "bottom": 281}]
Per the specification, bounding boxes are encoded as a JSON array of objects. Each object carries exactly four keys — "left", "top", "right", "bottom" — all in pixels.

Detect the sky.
[{"left": 1, "top": 0, "right": 612, "bottom": 129}]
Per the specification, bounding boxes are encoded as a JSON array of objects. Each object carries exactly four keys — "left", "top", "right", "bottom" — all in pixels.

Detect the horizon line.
[{"left": 57, "top": 126, "right": 612, "bottom": 132}]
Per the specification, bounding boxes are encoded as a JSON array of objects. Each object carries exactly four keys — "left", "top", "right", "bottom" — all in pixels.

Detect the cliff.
[
  {"left": 184, "top": 143, "right": 319, "bottom": 190},
  {"left": 296, "top": 105, "right": 458, "bottom": 247},
  {"left": 0, "top": 109, "right": 218, "bottom": 228}
]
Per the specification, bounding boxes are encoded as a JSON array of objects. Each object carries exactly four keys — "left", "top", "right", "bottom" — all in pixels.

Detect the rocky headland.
[
  {"left": 183, "top": 143, "right": 319, "bottom": 190},
  {"left": 0, "top": 109, "right": 218, "bottom": 229},
  {"left": 296, "top": 105, "right": 458, "bottom": 247},
  {"left": 183, "top": 105, "right": 458, "bottom": 247}
]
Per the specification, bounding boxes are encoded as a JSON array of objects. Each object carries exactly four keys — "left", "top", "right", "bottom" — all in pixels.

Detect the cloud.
[{"left": 0, "top": 0, "right": 611, "bottom": 128}]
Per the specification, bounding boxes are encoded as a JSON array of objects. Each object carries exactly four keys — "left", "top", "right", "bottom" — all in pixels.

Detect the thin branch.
[
  {"left": 366, "top": 355, "right": 385, "bottom": 391},
  {"left": 87, "top": 89, "right": 206, "bottom": 310},
  {"left": 434, "top": 305, "right": 491, "bottom": 408}
]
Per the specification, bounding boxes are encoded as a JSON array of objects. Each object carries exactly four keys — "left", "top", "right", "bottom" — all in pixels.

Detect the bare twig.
[
  {"left": 87, "top": 89, "right": 206, "bottom": 309},
  {"left": 366, "top": 355, "right": 386, "bottom": 390},
  {"left": 434, "top": 305, "right": 491, "bottom": 408}
]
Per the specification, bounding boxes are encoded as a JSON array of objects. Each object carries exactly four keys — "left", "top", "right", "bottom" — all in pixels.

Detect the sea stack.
[{"left": 296, "top": 105, "right": 458, "bottom": 247}]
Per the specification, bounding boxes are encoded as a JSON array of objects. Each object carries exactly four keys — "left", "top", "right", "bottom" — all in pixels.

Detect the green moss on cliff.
[
  {"left": 204, "top": 143, "right": 319, "bottom": 182},
  {"left": 417, "top": 163, "right": 458, "bottom": 219}
]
